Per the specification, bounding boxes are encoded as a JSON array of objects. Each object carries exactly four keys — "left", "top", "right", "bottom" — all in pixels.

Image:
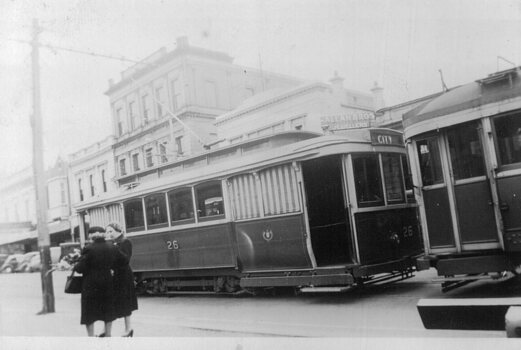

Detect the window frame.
[
  {"left": 144, "top": 193, "right": 169, "bottom": 229},
  {"left": 492, "top": 111, "right": 521, "bottom": 171},
  {"left": 194, "top": 181, "right": 225, "bottom": 222},
  {"left": 168, "top": 187, "right": 196, "bottom": 226},
  {"left": 123, "top": 198, "right": 145, "bottom": 232},
  {"left": 381, "top": 153, "right": 406, "bottom": 205},
  {"left": 352, "top": 153, "right": 385, "bottom": 208}
]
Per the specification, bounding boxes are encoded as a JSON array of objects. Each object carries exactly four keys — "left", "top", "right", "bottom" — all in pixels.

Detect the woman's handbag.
[{"left": 64, "top": 270, "right": 83, "bottom": 294}]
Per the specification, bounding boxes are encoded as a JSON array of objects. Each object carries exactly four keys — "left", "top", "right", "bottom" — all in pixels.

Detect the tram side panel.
[
  {"left": 355, "top": 207, "right": 422, "bottom": 266},
  {"left": 129, "top": 223, "right": 237, "bottom": 277},
  {"left": 234, "top": 214, "right": 312, "bottom": 271},
  {"left": 497, "top": 176, "right": 521, "bottom": 252}
]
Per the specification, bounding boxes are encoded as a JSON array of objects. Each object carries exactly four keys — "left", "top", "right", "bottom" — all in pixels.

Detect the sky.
[{"left": 0, "top": 0, "right": 520, "bottom": 177}]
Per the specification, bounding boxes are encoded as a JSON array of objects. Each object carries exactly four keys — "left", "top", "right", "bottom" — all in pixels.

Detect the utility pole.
[{"left": 31, "top": 18, "right": 55, "bottom": 314}]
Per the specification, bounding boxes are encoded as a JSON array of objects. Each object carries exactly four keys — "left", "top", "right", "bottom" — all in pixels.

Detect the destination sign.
[{"left": 370, "top": 130, "right": 404, "bottom": 146}]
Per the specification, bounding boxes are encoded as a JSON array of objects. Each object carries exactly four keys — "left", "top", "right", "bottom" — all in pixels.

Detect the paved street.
[{"left": 0, "top": 268, "right": 514, "bottom": 338}]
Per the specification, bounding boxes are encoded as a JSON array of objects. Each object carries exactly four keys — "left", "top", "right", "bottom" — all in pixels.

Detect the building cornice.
[{"left": 215, "top": 82, "right": 330, "bottom": 126}]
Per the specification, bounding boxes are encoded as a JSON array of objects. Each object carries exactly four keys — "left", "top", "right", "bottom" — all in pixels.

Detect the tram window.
[
  {"left": 494, "top": 113, "right": 521, "bottom": 166},
  {"left": 382, "top": 154, "right": 405, "bottom": 203},
  {"left": 352, "top": 154, "right": 384, "bottom": 207},
  {"left": 401, "top": 155, "right": 415, "bottom": 202},
  {"left": 447, "top": 122, "right": 485, "bottom": 179},
  {"left": 124, "top": 199, "right": 145, "bottom": 232},
  {"left": 168, "top": 188, "right": 195, "bottom": 224},
  {"left": 416, "top": 138, "right": 443, "bottom": 186},
  {"left": 195, "top": 182, "right": 225, "bottom": 220},
  {"left": 145, "top": 193, "right": 168, "bottom": 228}
]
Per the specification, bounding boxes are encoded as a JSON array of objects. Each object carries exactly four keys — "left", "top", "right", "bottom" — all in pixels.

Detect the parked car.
[
  {"left": 0, "top": 254, "right": 24, "bottom": 273},
  {"left": 26, "top": 252, "right": 41, "bottom": 272},
  {"left": 15, "top": 252, "right": 40, "bottom": 273},
  {"left": 0, "top": 254, "right": 8, "bottom": 267}
]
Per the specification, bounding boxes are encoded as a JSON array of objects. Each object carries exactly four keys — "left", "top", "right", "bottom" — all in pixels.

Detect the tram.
[
  {"left": 403, "top": 66, "right": 521, "bottom": 291},
  {"left": 76, "top": 128, "right": 422, "bottom": 294}
]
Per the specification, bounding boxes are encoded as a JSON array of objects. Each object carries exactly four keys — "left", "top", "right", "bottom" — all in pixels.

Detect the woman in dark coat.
[
  {"left": 74, "top": 227, "right": 126, "bottom": 337},
  {"left": 106, "top": 222, "right": 138, "bottom": 337}
]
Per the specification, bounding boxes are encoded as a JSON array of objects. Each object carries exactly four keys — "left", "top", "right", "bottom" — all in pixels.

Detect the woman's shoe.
[
  {"left": 97, "top": 333, "right": 105, "bottom": 337},
  {"left": 122, "top": 329, "right": 133, "bottom": 337}
]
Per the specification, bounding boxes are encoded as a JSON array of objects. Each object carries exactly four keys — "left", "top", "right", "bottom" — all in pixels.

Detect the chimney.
[
  {"left": 371, "top": 81, "right": 385, "bottom": 111},
  {"left": 177, "top": 36, "right": 189, "bottom": 48},
  {"left": 329, "top": 70, "right": 344, "bottom": 91}
]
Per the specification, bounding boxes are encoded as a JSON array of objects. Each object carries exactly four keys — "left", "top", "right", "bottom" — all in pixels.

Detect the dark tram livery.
[
  {"left": 77, "top": 128, "right": 422, "bottom": 294},
  {"left": 404, "top": 67, "right": 521, "bottom": 291}
]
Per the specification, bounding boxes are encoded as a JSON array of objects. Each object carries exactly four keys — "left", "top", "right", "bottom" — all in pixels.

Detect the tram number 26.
[
  {"left": 166, "top": 240, "right": 179, "bottom": 250},
  {"left": 402, "top": 226, "right": 414, "bottom": 238}
]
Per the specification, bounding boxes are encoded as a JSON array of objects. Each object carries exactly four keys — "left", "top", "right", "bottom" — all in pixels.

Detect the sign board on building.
[{"left": 320, "top": 111, "right": 375, "bottom": 131}]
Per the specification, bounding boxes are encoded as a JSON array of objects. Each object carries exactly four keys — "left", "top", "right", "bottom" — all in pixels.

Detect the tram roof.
[
  {"left": 74, "top": 128, "right": 403, "bottom": 211},
  {"left": 403, "top": 66, "right": 521, "bottom": 138}
]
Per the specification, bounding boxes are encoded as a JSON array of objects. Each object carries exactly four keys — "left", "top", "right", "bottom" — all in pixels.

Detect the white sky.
[{"left": 0, "top": 0, "right": 520, "bottom": 177}]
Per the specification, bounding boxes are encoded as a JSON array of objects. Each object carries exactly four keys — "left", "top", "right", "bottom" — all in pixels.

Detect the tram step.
[
  {"left": 299, "top": 286, "right": 353, "bottom": 293},
  {"left": 417, "top": 298, "right": 521, "bottom": 330}
]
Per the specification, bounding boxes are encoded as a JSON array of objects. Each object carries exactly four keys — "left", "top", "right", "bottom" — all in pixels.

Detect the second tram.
[
  {"left": 404, "top": 66, "right": 521, "bottom": 291},
  {"left": 76, "top": 128, "right": 422, "bottom": 294}
]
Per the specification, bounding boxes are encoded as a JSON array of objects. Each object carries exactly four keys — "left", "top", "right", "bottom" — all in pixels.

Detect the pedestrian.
[
  {"left": 105, "top": 222, "right": 138, "bottom": 337},
  {"left": 73, "top": 226, "right": 126, "bottom": 337}
]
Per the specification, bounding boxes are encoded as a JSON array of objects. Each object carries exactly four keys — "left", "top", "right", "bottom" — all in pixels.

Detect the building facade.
[
  {"left": 105, "top": 36, "right": 301, "bottom": 190},
  {"left": 0, "top": 158, "right": 73, "bottom": 253},
  {"left": 215, "top": 73, "right": 379, "bottom": 143}
]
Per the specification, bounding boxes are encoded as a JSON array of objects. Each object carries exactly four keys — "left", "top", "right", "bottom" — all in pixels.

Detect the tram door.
[
  {"left": 415, "top": 121, "right": 499, "bottom": 251},
  {"left": 302, "top": 156, "right": 353, "bottom": 266}
]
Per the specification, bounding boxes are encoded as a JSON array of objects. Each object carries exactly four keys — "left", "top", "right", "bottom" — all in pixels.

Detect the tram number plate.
[
  {"left": 403, "top": 225, "right": 414, "bottom": 238},
  {"left": 166, "top": 240, "right": 179, "bottom": 250}
]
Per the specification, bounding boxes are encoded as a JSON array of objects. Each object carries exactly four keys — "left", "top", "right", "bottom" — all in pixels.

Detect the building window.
[
  {"left": 129, "top": 101, "right": 138, "bottom": 130},
  {"left": 142, "top": 94, "right": 150, "bottom": 124},
  {"left": 175, "top": 136, "right": 183, "bottom": 155},
  {"left": 155, "top": 86, "right": 165, "bottom": 118},
  {"left": 229, "top": 136, "right": 243, "bottom": 144},
  {"left": 205, "top": 81, "right": 217, "bottom": 108},
  {"left": 60, "top": 182, "right": 66, "bottom": 204},
  {"left": 89, "top": 174, "right": 95, "bottom": 196},
  {"left": 132, "top": 153, "right": 141, "bottom": 172},
  {"left": 145, "top": 148, "right": 154, "bottom": 168},
  {"left": 290, "top": 116, "right": 306, "bottom": 130},
  {"left": 159, "top": 142, "right": 168, "bottom": 163},
  {"left": 101, "top": 170, "right": 107, "bottom": 193},
  {"left": 116, "top": 108, "right": 124, "bottom": 136},
  {"left": 245, "top": 87, "right": 255, "bottom": 97},
  {"left": 119, "top": 159, "right": 127, "bottom": 176},
  {"left": 25, "top": 199, "right": 30, "bottom": 220},
  {"left": 78, "top": 179, "right": 84, "bottom": 201},
  {"left": 170, "top": 79, "right": 181, "bottom": 111}
]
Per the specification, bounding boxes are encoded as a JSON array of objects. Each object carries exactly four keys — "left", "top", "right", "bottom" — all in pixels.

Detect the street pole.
[{"left": 31, "top": 18, "right": 55, "bottom": 314}]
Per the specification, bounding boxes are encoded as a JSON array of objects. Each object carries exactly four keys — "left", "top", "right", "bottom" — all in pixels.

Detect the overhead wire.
[{"left": 6, "top": 36, "right": 209, "bottom": 148}]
